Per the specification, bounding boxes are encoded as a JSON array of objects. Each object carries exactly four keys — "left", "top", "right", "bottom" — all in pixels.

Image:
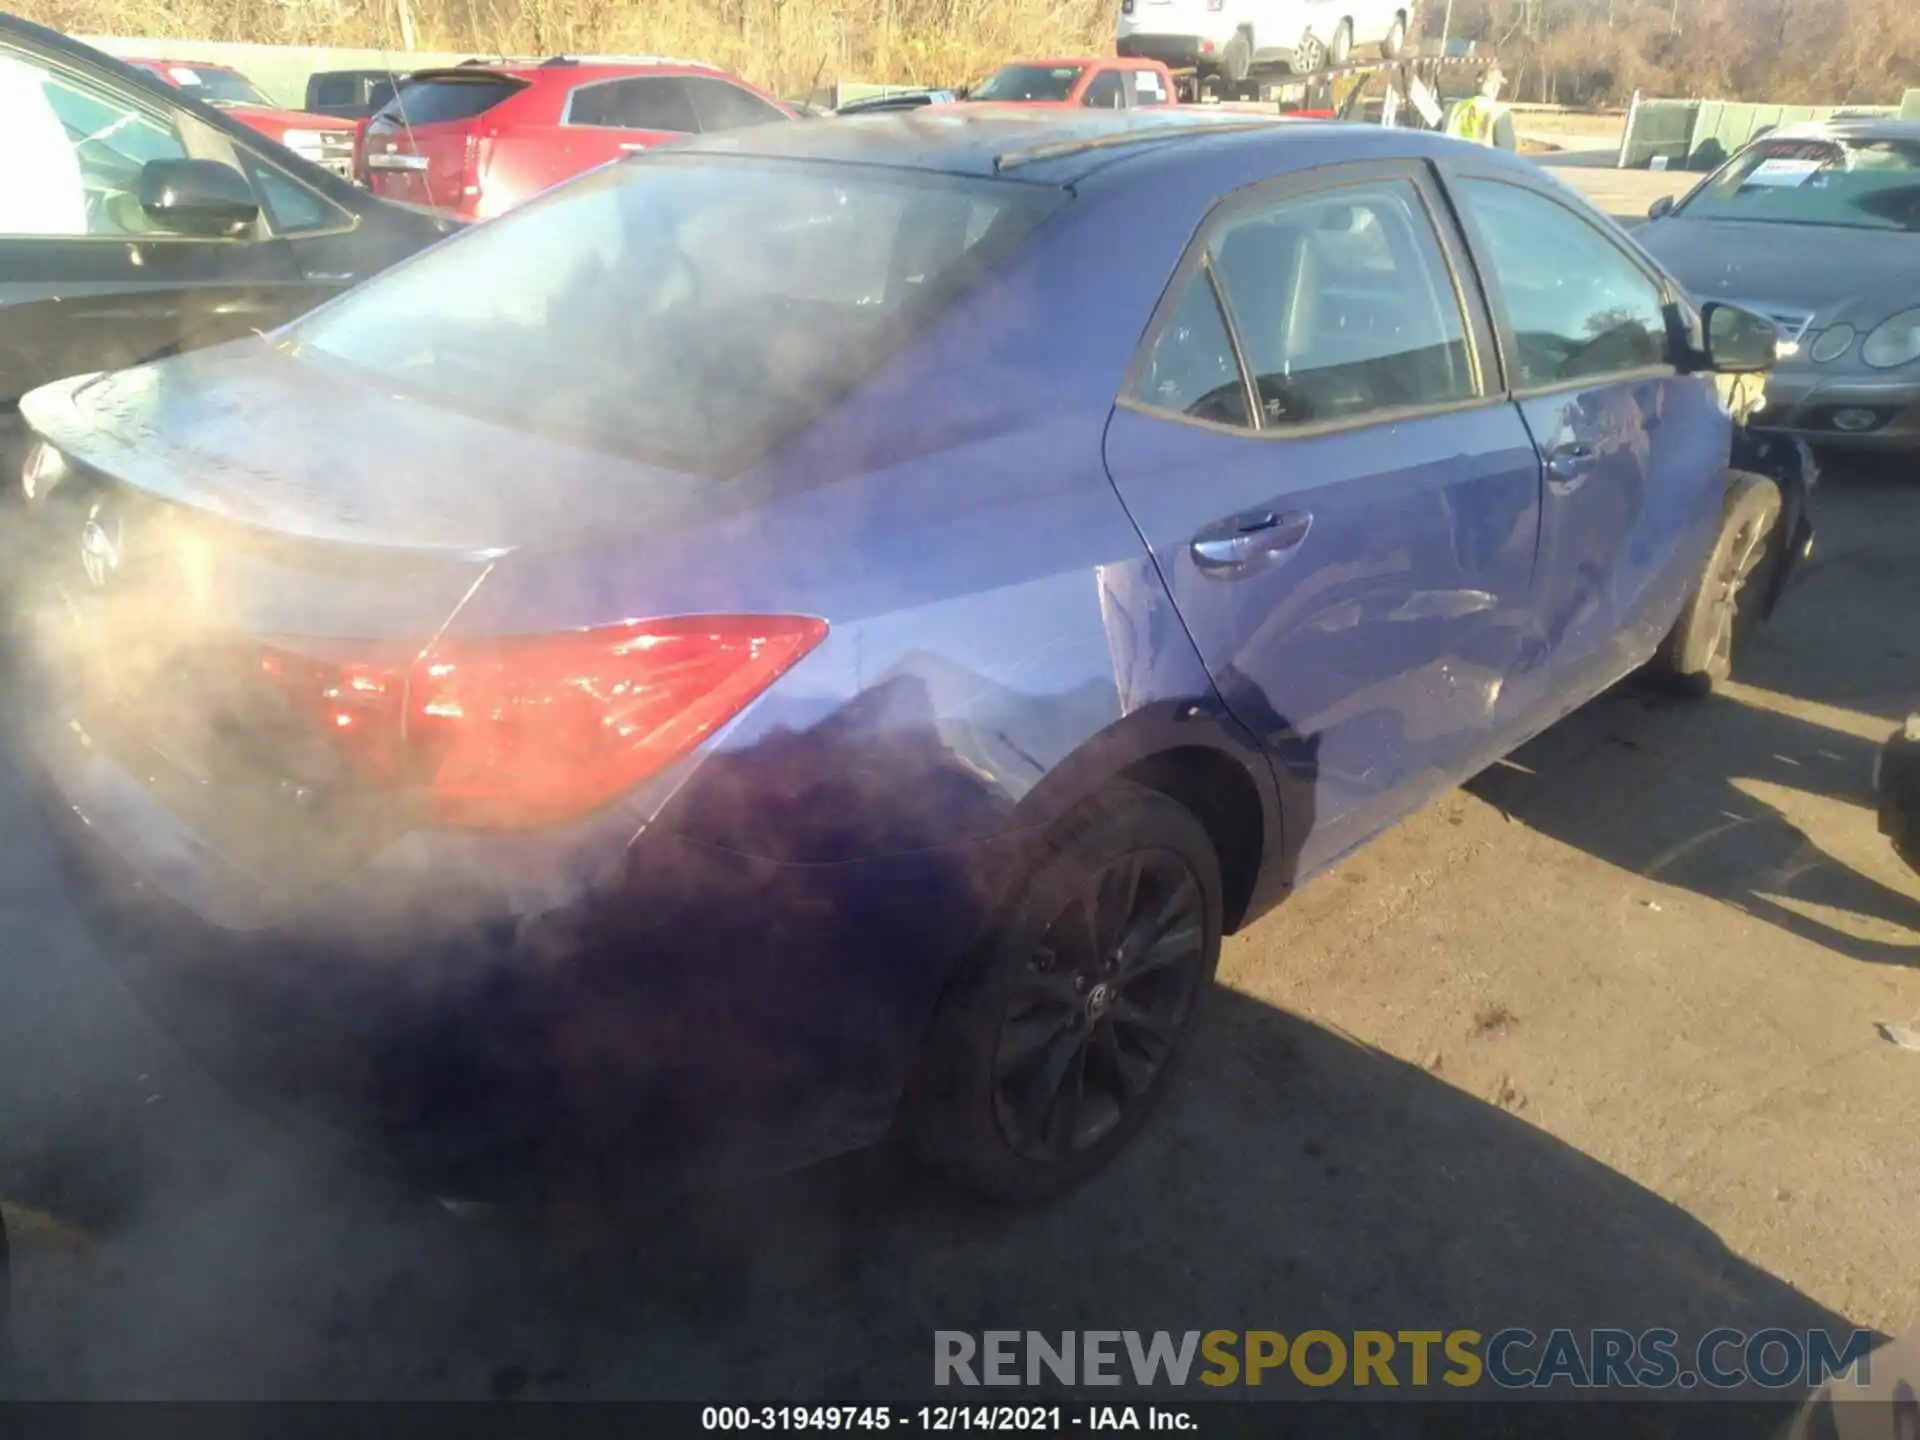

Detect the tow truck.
[{"left": 1171, "top": 45, "right": 1492, "bottom": 126}]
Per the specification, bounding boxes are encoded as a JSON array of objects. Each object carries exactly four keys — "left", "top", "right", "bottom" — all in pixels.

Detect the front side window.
[
  {"left": 1454, "top": 177, "right": 1672, "bottom": 388},
  {"left": 972, "top": 65, "right": 1082, "bottom": 102},
  {"left": 244, "top": 157, "right": 346, "bottom": 234},
  {"left": 0, "top": 48, "right": 189, "bottom": 237},
  {"left": 1206, "top": 181, "right": 1476, "bottom": 428},
  {"left": 1676, "top": 134, "right": 1920, "bottom": 233},
  {"left": 570, "top": 76, "right": 697, "bottom": 132},
  {"left": 287, "top": 157, "right": 1063, "bottom": 472}
]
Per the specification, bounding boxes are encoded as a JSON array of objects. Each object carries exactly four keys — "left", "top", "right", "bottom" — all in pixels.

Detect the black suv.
[{"left": 0, "top": 13, "right": 455, "bottom": 457}]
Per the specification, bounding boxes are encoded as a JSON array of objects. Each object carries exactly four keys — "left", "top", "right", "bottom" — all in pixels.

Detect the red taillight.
[{"left": 261, "top": 616, "right": 827, "bottom": 830}]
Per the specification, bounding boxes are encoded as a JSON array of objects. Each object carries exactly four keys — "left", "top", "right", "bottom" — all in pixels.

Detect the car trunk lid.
[{"left": 363, "top": 71, "right": 527, "bottom": 209}]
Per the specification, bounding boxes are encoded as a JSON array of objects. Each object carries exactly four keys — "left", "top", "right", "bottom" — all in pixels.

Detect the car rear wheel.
[
  {"left": 1383, "top": 12, "right": 1408, "bottom": 56},
  {"left": 1330, "top": 19, "right": 1355, "bottom": 65},
  {"left": 1652, "top": 471, "right": 1783, "bottom": 695},
  {"left": 906, "top": 783, "right": 1223, "bottom": 1201},
  {"left": 1220, "top": 33, "right": 1253, "bottom": 84}
]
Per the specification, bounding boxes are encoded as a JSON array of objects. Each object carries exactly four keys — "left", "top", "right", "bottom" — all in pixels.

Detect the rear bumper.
[
  {"left": 1749, "top": 371, "right": 1920, "bottom": 451},
  {"left": 30, "top": 722, "right": 1021, "bottom": 1200}
]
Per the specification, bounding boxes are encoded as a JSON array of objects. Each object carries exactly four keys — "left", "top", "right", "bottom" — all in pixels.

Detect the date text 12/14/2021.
[{"left": 702, "top": 1406, "right": 1197, "bottom": 1431}]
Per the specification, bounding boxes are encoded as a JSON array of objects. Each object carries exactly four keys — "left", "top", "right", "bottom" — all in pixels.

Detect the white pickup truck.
[{"left": 1116, "top": 0, "right": 1413, "bottom": 92}]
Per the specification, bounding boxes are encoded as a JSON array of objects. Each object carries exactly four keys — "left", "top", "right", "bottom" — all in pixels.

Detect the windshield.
[
  {"left": 287, "top": 155, "right": 1063, "bottom": 472},
  {"left": 1676, "top": 135, "right": 1920, "bottom": 232},
  {"left": 972, "top": 65, "right": 1083, "bottom": 102},
  {"left": 162, "top": 65, "right": 273, "bottom": 106}
]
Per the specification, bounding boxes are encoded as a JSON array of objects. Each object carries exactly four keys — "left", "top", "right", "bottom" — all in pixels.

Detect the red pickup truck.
[
  {"left": 122, "top": 59, "right": 358, "bottom": 180},
  {"left": 965, "top": 57, "right": 1177, "bottom": 109},
  {"left": 360, "top": 56, "right": 795, "bottom": 221}
]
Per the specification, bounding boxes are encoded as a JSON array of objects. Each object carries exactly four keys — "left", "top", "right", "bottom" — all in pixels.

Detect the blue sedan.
[{"left": 15, "top": 109, "right": 1790, "bottom": 1200}]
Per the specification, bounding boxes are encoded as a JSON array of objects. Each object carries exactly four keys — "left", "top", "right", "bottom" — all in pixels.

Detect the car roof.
[
  {"left": 672, "top": 107, "right": 1497, "bottom": 187},
  {"left": 1000, "top": 56, "right": 1153, "bottom": 68},
  {"left": 421, "top": 58, "right": 731, "bottom": 83},
  {"left": 1760, "top": 118, "right": 1920, "bottom": 145},
  {"left": 123, "top": 57, "right": 241, "bottom": 72}
]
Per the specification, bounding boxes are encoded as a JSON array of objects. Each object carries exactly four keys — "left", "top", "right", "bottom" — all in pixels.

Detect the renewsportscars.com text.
[{"left": 934, "top": 1328, "right": 1876, "bottom": 1392}]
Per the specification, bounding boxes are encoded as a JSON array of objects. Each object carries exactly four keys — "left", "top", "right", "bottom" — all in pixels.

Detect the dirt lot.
[{"left": 0, "top": 168, "right": 1913, "bottom": 1409}]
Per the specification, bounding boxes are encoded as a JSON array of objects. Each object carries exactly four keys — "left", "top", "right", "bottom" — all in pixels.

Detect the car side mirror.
[
  {"left": 1701, "top": 301, "right": 1779, "bottom": 373},
  {"left": 138, "top": 158, "right": 260, "bottom": 238},
  {"left": 1647, "top": 194, "right": 1674, "bottom": 221}
]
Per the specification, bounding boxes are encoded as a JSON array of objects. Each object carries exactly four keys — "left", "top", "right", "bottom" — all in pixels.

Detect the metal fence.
[{"left": 1618, "top": 92, "right": 1903, "bottom": 171}]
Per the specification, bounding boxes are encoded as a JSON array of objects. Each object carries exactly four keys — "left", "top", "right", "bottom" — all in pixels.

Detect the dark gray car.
[{"left": 1639, "top": 119, "right": 1920, "bottom": 453}]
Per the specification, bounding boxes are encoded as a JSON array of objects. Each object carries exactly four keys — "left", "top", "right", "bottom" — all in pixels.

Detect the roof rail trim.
[{"left": 993, "top": 117, "right": 1289, "bottom": 172}]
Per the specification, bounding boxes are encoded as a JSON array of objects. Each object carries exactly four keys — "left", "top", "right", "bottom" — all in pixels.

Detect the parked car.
[
  {"left": 0, "top": 11, "right": 456, "bottom": 471},
  {"left": 15, "top": 111, "right": 1796, "bottom": 1203},
  {"left": 966, "top": 57, "right": 1175, "bottom": 109},
  {"left": 1639, "top": 119, "right": 1920, "bottom": 454},
  {"left": 1118, "top": 0, "right": 1412, "bottom": 91},
  {"left": 121, "top": 57, "right": 359, "bottom": 180},
  {"left": 304, "top": 67, "right": 407, "bottom": 120},
  {"left": 360, "top": 55, "right": 795, "bottom": 220},
  {"left": 835, "top": 87, "right": 960, "bottom": 115}
]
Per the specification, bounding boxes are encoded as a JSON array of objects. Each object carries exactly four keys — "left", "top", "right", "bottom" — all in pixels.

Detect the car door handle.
[
  {"left": 1544, "top": 442, "right": 1599, "bottom": 489},
  {"left": 1191, "top": 509, "right": 1312, "bottom": 575}
]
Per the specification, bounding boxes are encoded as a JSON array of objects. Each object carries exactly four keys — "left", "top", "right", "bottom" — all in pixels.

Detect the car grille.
[{"left": 314, "top": 131, "right": 356, "bottom": 179}]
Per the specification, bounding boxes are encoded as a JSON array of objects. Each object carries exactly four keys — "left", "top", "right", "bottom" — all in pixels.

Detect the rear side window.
[
  {"left": 374, "top": 76, "right": 522, "bottom": 126},
  {"left": 1208, "top": 182, "right": 1476, "bottom": 427},
  {"left": 1130, "top": 68, "right": 1170, "bottom": 105},
  {"left": 1129, "top": 272, "right": 1251, "bottom": 426},
  {"left": 568, "top": 76, "right": 697, "bottom": 131},
  {"left": 684, "top": 76, "right": 787, "bottom": 130}
]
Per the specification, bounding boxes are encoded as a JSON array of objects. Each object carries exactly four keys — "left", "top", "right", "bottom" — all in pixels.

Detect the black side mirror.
[
  {"left": 138, "top": 159, "right": 260, "bottom": 238},
  {"left": 1647, "top": 194, "right": 1675, "bottom": 221},
  {"left": 1701, "top": 301, "right": 1780, "bottom": 373}
]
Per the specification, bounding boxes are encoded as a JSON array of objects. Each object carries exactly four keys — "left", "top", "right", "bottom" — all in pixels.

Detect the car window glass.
[
  {"left": 684, "top": 76, "right": 787, "bottom": 130},
  {"left": 1207, "top": 181, "right": 1475, "bottom": 428},
  {"left": 290, "top": 160, "right": 1063, "bottom": 473},
  {"left": 574, "top": 76, "right": 697, "bottom": 132},
  {"left": 1083, "top": 71, "right": 1125, "bottom": 109},
  {"left": 1677, "top": 136, "right": 1920, "bottom": 232},
  {"left": 1455, "top": 178, "right": 1671, "bottom": 387},
  {"left": 1130, "top": 68, "right": 1170, "bottom": 105},
  {"left": 244, "top": 157, "right": 344, "bottom": 234},
  {"left": 1129, "top": 269, "right": 1252, "bottom": 427},
  {"left": 0, "top": 49, "right": 188, "bottom": 237}
]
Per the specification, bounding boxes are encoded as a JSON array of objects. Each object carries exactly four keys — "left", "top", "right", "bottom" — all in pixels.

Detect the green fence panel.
[{"left": 1620, "top": 98, "right": 1698, "bottom": 169}]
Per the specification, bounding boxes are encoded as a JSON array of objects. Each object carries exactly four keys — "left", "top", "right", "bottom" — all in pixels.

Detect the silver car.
[{"left": 1639, "top": 119, "right": 1920, "bottom": 452}]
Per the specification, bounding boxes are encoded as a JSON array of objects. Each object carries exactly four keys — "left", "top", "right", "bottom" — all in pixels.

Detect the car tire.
[
  {"left": 1330, "top": 19, "right": 1355, "bottom": 65},
  {"left": 1383, "top": 12, "right": 1408, "bottom": 56},
  {"left": 1220, "top": 33, "right": 1253, "bottom": 85},
  {"left": 1652, "top": 471, "right": 1784, "bottom": 695},
  {"left": 905, "top": 782, "right": 1223, "bottom": 1202}
]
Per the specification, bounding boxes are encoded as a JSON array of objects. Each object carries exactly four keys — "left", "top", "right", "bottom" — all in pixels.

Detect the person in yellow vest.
[{"left": 1444, "top": 66, "right": 1517, "bottom": 150}]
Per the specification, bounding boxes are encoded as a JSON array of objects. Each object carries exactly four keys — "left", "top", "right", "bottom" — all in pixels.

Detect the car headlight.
[
  {"left": 1809, "top": 324, "right": 1854, "bottom": 363},
  {"left": 1860, "top": 307, "right": 1920, "bottom": 369},
  {"left": 280, "top": 128, "right": 325, "bottom": 155}
]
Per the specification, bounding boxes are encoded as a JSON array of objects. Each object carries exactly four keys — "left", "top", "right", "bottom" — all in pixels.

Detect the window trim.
[
  {"left": 560, "top": 73, "right": 699, "bottom": 132},
  {"left": 1437, "top": 166, "right": 1686, "bottom": 400},
  {"left": 1117, "top": 159, "right": 1502, "bottom": 441}
]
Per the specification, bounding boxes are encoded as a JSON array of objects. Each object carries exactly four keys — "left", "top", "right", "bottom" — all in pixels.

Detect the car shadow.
[
  {"left": 1466, "top": 682, "right": 1920, "bottom": 969},
  {"left": 407, "top": 986, "right": 1855, "bottom": 1433}
]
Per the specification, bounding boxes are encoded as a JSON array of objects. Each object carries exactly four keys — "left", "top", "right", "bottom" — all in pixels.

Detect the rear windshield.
[
  {"left": 972, "top": 65, "right": 1083, "bottom": 102},
  {"left": 286, "top": 156, "right": 1065, "bottom": 473},
  {"left": 372, "top": 75, "right": 524, "bottom": 126},
  {"left": 1677, "top": 135, "right": 1920, "bottom": 232}
]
